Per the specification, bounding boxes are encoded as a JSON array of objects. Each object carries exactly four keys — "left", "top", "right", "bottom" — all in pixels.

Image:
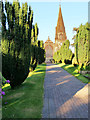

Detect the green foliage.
[
  {"left": 30, "top": 25, "right": 45, "bottom": 71},
  {"left": 72, "top": 57, "right": 78, "bottom": 66},
  {"left": 83, "top": 63, "right": 87, "bottom": 70},
  {"left": 53, "top": 40, "right": 73, "bottom": 64},
  {"left": 1, "top": 1, "right": 45, "bottom": 88},
  {"left": 74, "top": 22, "right": 90, "bottom": 70},
  {"left": 38, "top": 47, "right": 45, "bottom": 64},
  {"left": 2, "top": 63, "right": 46, "bottom": 118},
  {"left": 77, "top": 63, "right": 83, "bottom": 72},
  {"left": 0, "top": 72, "right": 7, "bottom": 86}
]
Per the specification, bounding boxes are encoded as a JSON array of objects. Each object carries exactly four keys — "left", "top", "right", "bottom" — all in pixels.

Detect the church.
[{"left": 44, "top": 5, "right": 67, "bottom": 62}]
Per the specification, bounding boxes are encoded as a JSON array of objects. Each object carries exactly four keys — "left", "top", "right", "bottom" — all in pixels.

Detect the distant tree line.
[
  {"left": 53, "top": 22, "right": 90, "bottom": 71},
  {"left": 1, "top": 1, "right": 45, "bottom": 88},
  {"left": 53, "top": 40, "right": 74, "bottom": 64}
]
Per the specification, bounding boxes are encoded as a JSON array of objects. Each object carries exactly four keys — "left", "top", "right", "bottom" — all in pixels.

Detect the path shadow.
[{"left": 43, "top": 64, "right": 88, "bottom": 118}]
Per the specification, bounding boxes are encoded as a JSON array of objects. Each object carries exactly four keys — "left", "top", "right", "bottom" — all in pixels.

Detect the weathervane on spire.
[{"left": 59, "top": 0, "right": 61, "bottom": 7}]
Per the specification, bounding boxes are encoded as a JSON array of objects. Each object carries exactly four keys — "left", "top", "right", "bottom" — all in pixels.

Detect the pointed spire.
[
  {"left": 57, "top": 5, "right": 65, "bottom": 33},
  {"left": 59, "top": 4, "right": 61, "bottom": 8},
  {"left": 59, "top": 0, "right": 61, "bottom": 8},
  {"left": 55, "top": 4, "right": 67, "bottom": 41}
]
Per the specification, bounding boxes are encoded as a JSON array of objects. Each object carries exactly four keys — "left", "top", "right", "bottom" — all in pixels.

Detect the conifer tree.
[
  {"left": 1, "top": 1, "right": 45, "bottom": 88},
  {"left": 74, "top": 23, "right": 90, "bottom": 70},
  {"left": 53, "top": 40, "right": 73, "bottom": 64},
  {"left": 2, "top": 1, "right": 33, "bottom": 88}
]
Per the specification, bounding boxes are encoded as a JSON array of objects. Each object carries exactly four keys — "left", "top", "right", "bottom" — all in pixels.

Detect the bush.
[
  {"left": 59, "top": 60, "right": 62, "bottom": 63},
  {"left": 74, "top": 23, "right": 90, "bottom": 70},
  {"left": 53, "top": 40, "right": 73, "bottom": 64},
  {"left": 2, "top": 53, "right": 29, "bottom": 88},
  {"left": 1, "top": 1, "right": 45, "bottom": 88},
  {"left": 65, "top": 59, "right": 72, "bottom": 64},
  {"left": 1, "top": 1, "right": 32, "bottom": 88}
]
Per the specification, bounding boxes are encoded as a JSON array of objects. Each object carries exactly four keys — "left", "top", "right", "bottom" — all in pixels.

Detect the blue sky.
[
  {"left": 5, "top": 1, "right": 88, "bottom": 52},
  {"left": 27, "top": 2, "right": 88, "bottom": 52}
]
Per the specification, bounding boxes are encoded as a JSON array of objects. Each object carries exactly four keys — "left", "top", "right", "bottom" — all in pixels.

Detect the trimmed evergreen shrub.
[
  {"left": 1, "top": 1, "right": 45, "bottom": 88},
  {"left": 53, "top": 40, "right": 73, "bottom": 64},
  {"left": 74, "top": 23, "right": 90, "bottom": 70}
]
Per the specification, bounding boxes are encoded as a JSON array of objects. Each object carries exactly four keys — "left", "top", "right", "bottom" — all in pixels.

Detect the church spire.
[
  {"left": 59, "top": 0, "right": 61, "bottom": 8},
  {"left": 55, "top": 4, "right": 67, "bottom": 41},
  {"left": 57, "top": 5, "right": 65, "bottom": 33}
]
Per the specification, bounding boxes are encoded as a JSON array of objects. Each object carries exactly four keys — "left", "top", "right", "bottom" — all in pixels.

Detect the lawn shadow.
[
  {"left": 36, "top": 70, "right": 45, "bottom": 73},
  {"left": 2, "top": 64, "right": 46, "bottom": 118},
  {"left": 41, "top": 63, "right": 46, "bottom": 66}
]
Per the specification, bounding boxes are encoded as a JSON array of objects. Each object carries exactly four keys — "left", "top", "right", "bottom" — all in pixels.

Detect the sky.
[
  {"left": 27, "top": 2, "right": 88, "bottom": 52},
  {"left": 4, "top": 0, "right": 89, "bottom": 52}
]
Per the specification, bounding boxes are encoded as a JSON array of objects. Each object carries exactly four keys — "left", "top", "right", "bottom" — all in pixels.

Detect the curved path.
[{"left": 42, "top": 64, "right": 88, "bottom": 118}]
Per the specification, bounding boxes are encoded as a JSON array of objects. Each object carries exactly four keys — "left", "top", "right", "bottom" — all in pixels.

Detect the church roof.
[{"left": 45, "top": 36, "right": 53, "bottom": 43}]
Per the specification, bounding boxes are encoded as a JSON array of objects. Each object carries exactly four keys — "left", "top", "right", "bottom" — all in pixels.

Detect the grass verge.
[
  {"left": 2, "top": 63, "right": 46, "bottom": 118},
  {"left": 58, "top": 63, "right": 89, "bottom": 84}
]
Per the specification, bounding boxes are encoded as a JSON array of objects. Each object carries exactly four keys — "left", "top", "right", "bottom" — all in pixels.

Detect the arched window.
[{"left": 45, "top": 45, "right": 53, "bottom": 58}]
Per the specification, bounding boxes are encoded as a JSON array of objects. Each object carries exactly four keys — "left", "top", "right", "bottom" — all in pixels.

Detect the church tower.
[{"left": 55, "top": 5, "right": 67, "bottom": 52}]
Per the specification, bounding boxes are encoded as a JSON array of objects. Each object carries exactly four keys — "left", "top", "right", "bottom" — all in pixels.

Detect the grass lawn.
[
  {"left": 84, "top": 74, "right": 90, "bottom": 78},
  {"left": 2, "top": 63, "right": 46, "bottom": 119},
  {"left": 58, "top": 63, "right": 89, "bottom": 84}
]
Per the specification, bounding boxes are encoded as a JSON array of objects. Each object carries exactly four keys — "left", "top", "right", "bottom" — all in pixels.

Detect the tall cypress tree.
[
  {"left": 53, "top": 40, "right": 73, "bottom": 64},
  {"left": 74, "top": 23, "right": 90, "bottom": 70},
  {"left": 2, "top": 1, "right": 45, "bottom": 88},
  {"left": 2, "top": 1, "right": 33, "bottom": 88}
]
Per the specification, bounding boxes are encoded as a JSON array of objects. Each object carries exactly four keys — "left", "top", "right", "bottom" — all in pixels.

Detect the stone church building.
[{"left": 44, "top": 5, "right": 67, "bottom": 62}]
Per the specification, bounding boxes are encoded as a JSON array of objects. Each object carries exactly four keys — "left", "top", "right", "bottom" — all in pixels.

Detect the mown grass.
[
  {"left": 2, "top": 63, "right": 46, "bottom": 119},
  {"left": 58, "top": 63, "right": 89, "bottom": 84},
  {"left": 84, "top": 74, "right": 90, "bottom": 77}
]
